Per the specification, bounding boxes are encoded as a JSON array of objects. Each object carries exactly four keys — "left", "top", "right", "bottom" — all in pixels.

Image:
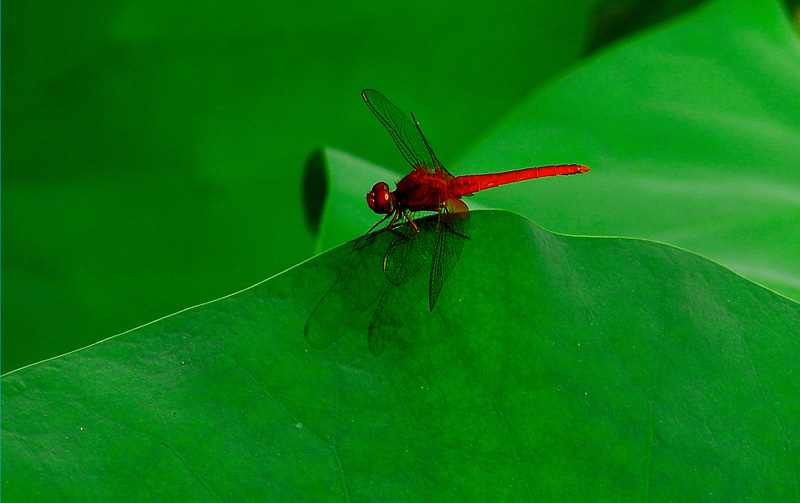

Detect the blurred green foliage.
[{"left": 2, "top": 0, "right": 593, "bottom": 372}]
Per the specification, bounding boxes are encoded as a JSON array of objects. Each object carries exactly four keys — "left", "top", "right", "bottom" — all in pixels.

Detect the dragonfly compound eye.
[{"left": 367, "top": 182, "right": 394, "bottom": 214}]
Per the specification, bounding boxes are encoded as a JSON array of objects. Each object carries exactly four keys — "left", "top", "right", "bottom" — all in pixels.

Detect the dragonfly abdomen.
[{"left": 449, "top": 164, "right": 589, "bottom": 197}]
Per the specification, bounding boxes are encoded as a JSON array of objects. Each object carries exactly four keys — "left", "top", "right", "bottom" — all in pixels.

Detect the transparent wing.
[
  {"left": 368, "top": 215, "right": 440, "bottom": 356},
  {"left": 382, "top": 213, "right": 437, "bottom": 287},
  {"left": 428, "top": 198, "right": 470, "bottom": 310},
  {"left": 362, "top": 89, "right": 448, "bottom": 175},
  {"left": 304, "top": 233, "right": 390, "bottom": 350}
]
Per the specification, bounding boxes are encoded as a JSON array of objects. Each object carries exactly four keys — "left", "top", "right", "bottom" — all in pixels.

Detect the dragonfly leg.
[
  {"left": 403, "top": 210, "right": 420, "bottom": 236},
  {"left": 381, "top": 210, "right": 418, "bottom": 249},
  {"left": 367, "top": 210, "right": 400, "bottom": 236},
  {"left": 387, "top": 210, "right": 419, "bottom": 244},
  {"left": 442, "top": 204, "right": 470, "bottom": 239},
  {"left": 381, "top": 211, "right": 419, "bottom": 273}
]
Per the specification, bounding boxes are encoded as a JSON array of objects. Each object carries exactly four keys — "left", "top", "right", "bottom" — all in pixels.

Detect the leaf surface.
[{"left": 4, "top": 211, "right": 799, "bottom": 501}]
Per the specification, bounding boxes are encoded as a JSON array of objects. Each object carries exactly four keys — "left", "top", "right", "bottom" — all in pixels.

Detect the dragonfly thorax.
[{"left": 367, "top": 182, "right": 396, "bottom": 214}]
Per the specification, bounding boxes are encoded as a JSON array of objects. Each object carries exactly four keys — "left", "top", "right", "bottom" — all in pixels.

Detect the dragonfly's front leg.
[
  {"left": 387, "top": 210, "right": 419, "bottom": 244},
  {"left": 366, "top": 210, "right": 400, "bottom": 236}
]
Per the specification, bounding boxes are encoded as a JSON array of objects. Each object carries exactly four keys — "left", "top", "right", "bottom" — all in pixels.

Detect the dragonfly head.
[{"left": 367, "top": 182, "right": 395, "bottom": 214}]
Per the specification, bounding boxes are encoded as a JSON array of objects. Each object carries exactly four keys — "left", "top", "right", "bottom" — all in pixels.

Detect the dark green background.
[
  {"left": 2, "top": 1, "right": 799, "bottom": 369},
  {"left": 4, "top": 0, "right": 594, "bottom": 372}
]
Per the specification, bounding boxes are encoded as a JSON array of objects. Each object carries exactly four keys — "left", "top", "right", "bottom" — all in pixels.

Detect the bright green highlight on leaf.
[
  {"left": 4, "top": 211, "right": 799, "bottom": 501},
  {"left": 456, "top": 0, "right": 800, "bottom": 301}
]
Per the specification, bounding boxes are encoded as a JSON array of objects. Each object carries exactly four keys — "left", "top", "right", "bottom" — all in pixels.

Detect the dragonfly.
[
  {"left": 305, "top": 89, "right": 590, "bottom": 354},
  {"left": 360, "top": 88, "right": 589, "bottom": 308}
]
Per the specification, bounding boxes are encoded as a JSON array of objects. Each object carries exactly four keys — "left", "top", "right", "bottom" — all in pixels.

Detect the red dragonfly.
[
  {"left": 360, "top": 89, "right": 589, "bottom": 308},
  {"left": 305, "top": 90, "right": 589, "bottom": 354}
]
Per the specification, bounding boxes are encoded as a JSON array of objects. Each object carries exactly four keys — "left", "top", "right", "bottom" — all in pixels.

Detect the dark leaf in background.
[{"left": 587, "top": 0, "right": 800, "bottom": 52}]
